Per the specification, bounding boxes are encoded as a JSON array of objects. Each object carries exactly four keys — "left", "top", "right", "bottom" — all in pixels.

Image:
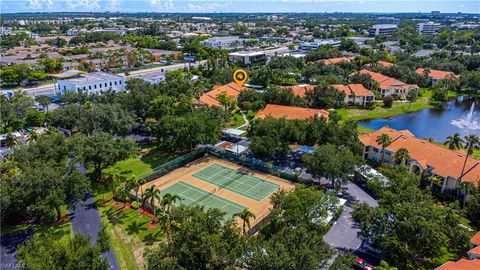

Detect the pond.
[{"left": 358, "top": 96, "right": 479, "bottom": 142}]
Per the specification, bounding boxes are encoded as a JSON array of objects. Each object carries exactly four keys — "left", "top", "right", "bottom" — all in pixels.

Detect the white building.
[
  {"left": 416, "top": 22, "right": 441, "bottom": 35},
  {"left": 375, "top": 17, "right": 400, "bottom": 25},
  {"left": 0, "top": 27, "right": 12, "bottom": 36},
  {"left": 369, "top": 24, "right": 398, "bottom": 36},
  {"left": 67, "top": 29, "right": 80, "bottom": 36},
  {"left": 201, "top": 36, "right": 244, "bottom": 50},
  {"left": 228, "top": 51, "right": 266, "bottom": 68},
  {"left": 301, "top": 39, "right": 341, "bottom": 52},
  {"left": 57, "top": 72, "right": 126, "bottom": 94}
]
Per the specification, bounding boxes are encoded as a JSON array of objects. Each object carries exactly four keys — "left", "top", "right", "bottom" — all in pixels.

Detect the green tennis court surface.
[
  {"left": 192, "top": 163, "right": 280, "bottom": 201},
  {"left": 161, "top": 181, "right": 246, "bottom": 218}
]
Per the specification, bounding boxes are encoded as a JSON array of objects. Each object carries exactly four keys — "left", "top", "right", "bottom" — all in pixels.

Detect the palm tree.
[
  {"left": 161, "top": 193, "right": 181, "bottom": 213},
  {"left": 142, "top": 186, "right": 160, "bottom": 214},
  {"left": 393, "top": 147, "right": 410, "bottom": 165},
  {"left": 376, "top": 134, "right": 392, "bottom": 164},
  {"left": 4, "top": 132, "right": 20, "bottom": 148},
  {"left": 459, "top": 134, "right": 480, "bottom": 183},
  {"left": 129, "top": 176, "right": 141, "bottom": 205},
  {"left": 83, "top": 101, "right": 97, "bottom": 133},
  {"left": 155, "top": 207, "right": 172, "bottom": 243},
  {"left": 102, "top": 169, "right": 121, "bottom": 200},
  {"left": 37, "top": 95, "right": 51, "bottom": 112},
  {"left": 444, "top": 133, "right": 464, "bottom": 150},
  {"left": 233, "top": 209, "right": 256, "bottom": 235}
]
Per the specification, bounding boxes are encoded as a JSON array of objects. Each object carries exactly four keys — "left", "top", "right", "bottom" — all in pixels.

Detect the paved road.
[
  {"left": 324, "top": 182, "right": 378, "bottom": 251},
  {"left": 69, "top": 193, "right": 119, "bottom": 270},
  {"left": 0, "top": 229, "right": 35, "bottom": 270},
  {"left": 15, "top": 60, "right": 206, "bottom": 97}
]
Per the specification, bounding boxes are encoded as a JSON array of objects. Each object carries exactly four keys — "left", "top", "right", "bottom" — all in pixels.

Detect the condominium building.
[
  {"left": 369, "top": 24, "right": 398, "bottom": 36},
  {"left": 201, "top": 36, "right": 244, "bottom": 50},
  {"left": 357, "top": 69, "right": 418, "bottom": 98},
  {"left": 57, "top": 72, "right": 126, "bottom": 94},
  {"left": 416, "top": 22, "right": 441, "bottom": 35}
]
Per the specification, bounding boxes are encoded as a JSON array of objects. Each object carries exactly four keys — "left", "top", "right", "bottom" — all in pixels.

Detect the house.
[
  {"left": 358, "top": 69, "right": 418, "bottom": 98},
  {"left": 415, "top": 68, "right": 459, "bottom": 86},
  {"left": 254, "top": 104, "right": 329, "bottom": 121},
  {"left": 468, "top": 232, "right": 480, "bottom": 260},
  {"left": 435, "top": 259, "right": 480, "bottom": 270},
  {"left": 332, "top": 84, "right": 375, "bottom": 106},
  {"left": 321, "top": 57, "right": 355, "bottom": 65},
  {"left": 359, "top": 127, "right": 480, "bottom": 196},
  {"left": 195, "top": 82, "right": 246, "bottom": 107},
  {"left": 288, "top": 85, "right": 315, "bottom": 97}
]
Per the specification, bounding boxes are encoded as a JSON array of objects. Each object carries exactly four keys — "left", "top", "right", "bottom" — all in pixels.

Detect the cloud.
[
  {"left": 186, "top": 2, "right": 234, "bottom": 12},
  {"left": 66, "top": 0, "right": 100, "bottom": 9},
  {"left": 164, "top": 0, "right": 174, "bottom": 9},
  {"left": 28, "top": 0, "right": 53, "bottom": 9}
]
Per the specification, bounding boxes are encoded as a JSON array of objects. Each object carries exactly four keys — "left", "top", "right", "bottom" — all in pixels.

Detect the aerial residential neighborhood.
[{"left": 1, "top": 1, "right": 480, "bottom": 270}]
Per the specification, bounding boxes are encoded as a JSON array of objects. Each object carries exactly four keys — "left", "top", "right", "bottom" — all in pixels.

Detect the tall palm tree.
[
  {"left": 444, "top": 133, "right": 464, "bottom": 150},
  {"left": 233, "top": 209, "right": 256, "bottom": 235},
  {"left": 129, "top": 176, "right": 141, "bottom": 205},
  {"left": 37, "top": 95, "right": 51, "bottom": 113},
  {"left": 376, "top": 134, "right": 392, "bottom": 164},
  {"left": 161, "top": 193, "right": 182, "bottom": 213},
  {"left": 393, "top": 147, "right": 410, "bottom": 165},
  {"left": 143, "top": 186, "right": 160, "bottom": 214},
  {"left": 459, "top": 134, "right": 480, "bottom": 183},
  {"left": 155, "top": 207, "right": 172, "bottom": 243}
]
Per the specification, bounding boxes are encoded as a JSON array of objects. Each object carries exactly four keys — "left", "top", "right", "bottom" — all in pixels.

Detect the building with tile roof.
[
  {"left": 288, "top": 85, "right": 315, "bottom": 97},
  {"left": 332, "top": 84, "right": 375, "bottom": 106},
  {"left": 358, "top": 69, "right": 418, "bottom": 98},
  {"left": 359, "top": 127, "right": 480, "bottom": 195},
  {"left": 435, "top": 259, "right": 480, "bottom": 270},
  {"left": 365, "top": 61, "right": 394, "bottom": 68},
  {"left": 254, "top": 104, "right": 329, "bottom": 121},
  {"left": 416, "top": 68, "right": 460, "bottom": 86},
  {"left": 321, "top": 56, "right": 355, "bottom": 65},
  {"left": 195, "top": 82, "right": 246, "bottom": 108}
]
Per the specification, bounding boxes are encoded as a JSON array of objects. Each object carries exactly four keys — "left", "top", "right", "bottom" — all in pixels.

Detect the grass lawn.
[
  {"left": 1, "top": 205, "right": 72, "bottom": 245},
  {"left": 337, "top": 97, "right": 433, "bottom": 122},
  {"left": 225, "top": 113, "right": 246, "bottom": 128},
  {"left": 94, "top": 184, "right": 163, "bottom": 270},
  {"left": 357, "top": 125, "right": 376, "bottom": 133},
  {"left": 108, "top": 147, "right": 174, "bottom": 178}
]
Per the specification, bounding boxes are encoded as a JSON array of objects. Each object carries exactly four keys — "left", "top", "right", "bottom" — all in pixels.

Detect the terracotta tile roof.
[
  {"left": 289, "top": 85, "right": 315, "bottom": 97},
  {"left": 360, "top": 127, "right": 480, "bottom": 185},
  {"left": 471, "top": 231, "right": 480, "bottom": 245},
  {"left": 416, "top": 68, "right": 460, "bottom": 80},
  {"left": 468, "top": 245, "right": 480, "bottom": 255},
  {"left": 321, "top": 56, "right": 355, "bottom": 65},
  {"left": 436, "top": 259, "right": 480, "bottom": 270},
  {"left": 254, "top": 104, "right": 329, "bottom": 121},
  {"left": 332, "top": 84, "right": 374, "bottom": 97},
  {"left": 358, "top": 69, "right": 419, "bottom": 90},
  {"left": 366, "top": 61, "right": 394, "bottom": 68},
  {"left": 197, "top": 82, "right": 246, "bottom": 107}
]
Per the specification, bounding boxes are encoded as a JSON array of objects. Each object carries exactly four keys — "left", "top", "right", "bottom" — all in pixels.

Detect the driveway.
[
  {"left": 0, "top": 229, "right": 35, "bottom": 270},
  {"left": 69, "top": 193, "right": 119, "bottom": 270},
  {"left": 323, "top": 182, "right": 378, "bottom": 251}
]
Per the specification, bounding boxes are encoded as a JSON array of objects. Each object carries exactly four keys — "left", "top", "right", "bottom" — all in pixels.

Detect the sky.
[{"left": 1, "top": 0, "right": 479, "bottom": 14}]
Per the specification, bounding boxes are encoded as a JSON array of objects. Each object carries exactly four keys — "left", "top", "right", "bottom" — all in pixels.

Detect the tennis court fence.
[{"left": 137, "top": 145, "right": 302, "bottom": 184}]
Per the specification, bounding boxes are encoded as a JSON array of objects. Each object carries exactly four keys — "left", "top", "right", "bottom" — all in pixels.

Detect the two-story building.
[{"left": 358, "top": 69, "right": 418, "bottom": 98}]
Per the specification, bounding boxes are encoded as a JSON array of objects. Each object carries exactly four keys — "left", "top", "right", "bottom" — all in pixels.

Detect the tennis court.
[
  {"left": 161, "top": 181, "right": 246, "bottom": 218},
  {"left": 192, "top": 163, "right": 280, "bottom": 201}
]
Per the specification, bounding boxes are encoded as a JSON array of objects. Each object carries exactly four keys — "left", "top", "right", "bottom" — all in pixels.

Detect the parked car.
[
  {"left": 354, "top": 257, "right": 373, "bottom": 270},
  {"left": 358, "top": 240, "right": 383, "bottom": 259}
]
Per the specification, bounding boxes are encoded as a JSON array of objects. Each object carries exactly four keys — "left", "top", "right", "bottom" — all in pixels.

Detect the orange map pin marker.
[{"left": 233, "top": 69, "right": 248, "bottom": 87}]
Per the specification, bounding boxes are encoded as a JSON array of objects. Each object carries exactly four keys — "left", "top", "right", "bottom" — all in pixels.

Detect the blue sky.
[{"left": 1, "top": 0, "right": 479, "bottom": 13}]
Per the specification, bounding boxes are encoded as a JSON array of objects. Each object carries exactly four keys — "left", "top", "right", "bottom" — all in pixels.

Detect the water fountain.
[{"left": 451, "top": 102, "right": 480, "bottom": 133}]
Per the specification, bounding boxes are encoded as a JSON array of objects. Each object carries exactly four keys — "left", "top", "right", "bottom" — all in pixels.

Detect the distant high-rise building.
[
  {"left": 431, "top": 11, "right": 440, "bottom": 14},
  {"left": 416, "top": 22, "right": 441, "bottom": 35},
  {"left": 375, "top": 17, "right": 400, "bottom": 25}
]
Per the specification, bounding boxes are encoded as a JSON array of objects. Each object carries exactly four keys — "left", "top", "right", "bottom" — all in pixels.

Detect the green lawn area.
[
  {"left": 1, "top": 205, "right": 72, "bottom": 245},
  {"left": 108, "top": 147, "right": 173, "bottom": 178},
  {"left": 337, "top": 98, "right": 433, "bottom": 122},
  {"left": 94, "top": 184, "right": 163, "bottom": 270},
  {"left": 225, "top": 113, "right": 246, "bottom": 128},
  {"left": 357, "top": 125, "right": 376, "bottom": 133}
]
